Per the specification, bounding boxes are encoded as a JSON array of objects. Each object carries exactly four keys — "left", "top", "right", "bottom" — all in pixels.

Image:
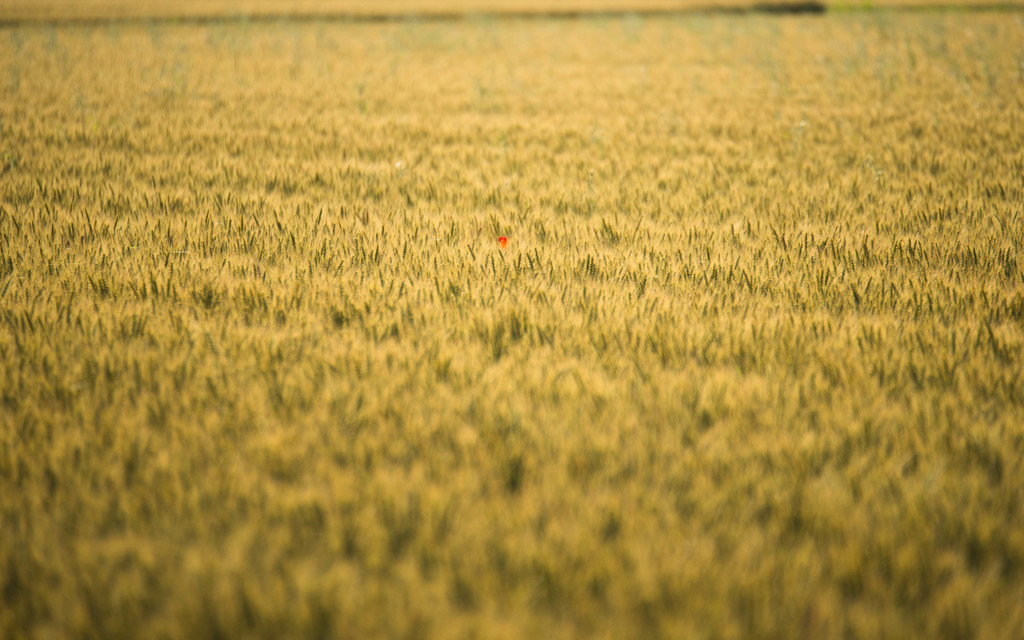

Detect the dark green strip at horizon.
[{"left": 0, "top": 2, "right": 1022, "bottom": 28}]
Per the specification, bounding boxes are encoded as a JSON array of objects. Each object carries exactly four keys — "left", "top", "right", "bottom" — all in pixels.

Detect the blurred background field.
[
  {"left": 2, "top": 0, "right": 1024, "bottom": 21},
  {"left": 2, "top": 3, "right": 1024, "bottom": 640}
]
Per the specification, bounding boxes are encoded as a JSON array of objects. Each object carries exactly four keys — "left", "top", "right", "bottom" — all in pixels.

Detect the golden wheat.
[{"left": 2, "top": 9, "right": 1023, "bottom": 640}]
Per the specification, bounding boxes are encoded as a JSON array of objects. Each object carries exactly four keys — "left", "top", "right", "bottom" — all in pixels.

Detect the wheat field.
[
  {"left": 2, "top": 5, "right": 1024, "bottom": 639},
  {"left": 3, "top": 0, "right": 1024, "bottom": 22}
]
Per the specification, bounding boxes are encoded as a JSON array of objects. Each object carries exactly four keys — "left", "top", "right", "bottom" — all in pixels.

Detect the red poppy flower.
[{"left": 498, "top": 236, "right": 508, "bottom": 248}]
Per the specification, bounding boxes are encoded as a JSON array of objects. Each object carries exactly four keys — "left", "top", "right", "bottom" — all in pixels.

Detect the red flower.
[{"left": 498, "top": 236, "right": 508, "bottom": 248}]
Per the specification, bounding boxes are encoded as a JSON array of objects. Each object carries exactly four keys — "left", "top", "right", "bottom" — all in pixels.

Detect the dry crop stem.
[{"left": 1, "top": 9, "right": 1024, "bottom": 640}]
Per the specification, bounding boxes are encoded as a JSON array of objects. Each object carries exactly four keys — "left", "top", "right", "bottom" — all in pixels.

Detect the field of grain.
[
  {"left": 3, "top": 0, "right": 1024, "bottom": 23},
  {"left": 2, "top": 7, "right": 1024, "bottom": 639}
]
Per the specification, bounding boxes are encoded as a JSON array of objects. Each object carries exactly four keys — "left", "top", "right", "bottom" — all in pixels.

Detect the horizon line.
[{"left": 1, "top": 2, "right": 1022, "bottom": 28}]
